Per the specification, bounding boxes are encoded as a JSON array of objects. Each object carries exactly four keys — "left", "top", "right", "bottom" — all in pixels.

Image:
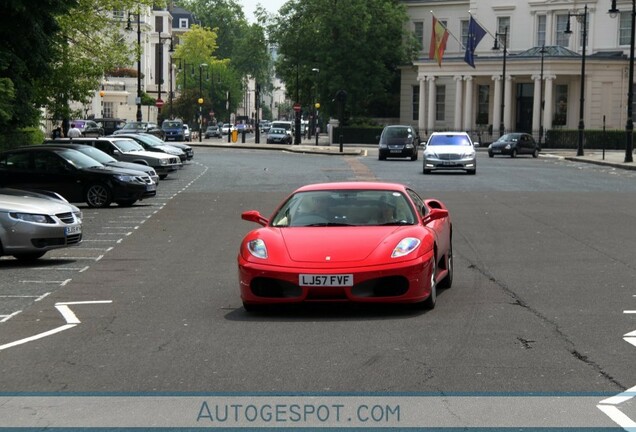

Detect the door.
[{"left": 515, "top": 83, "right": 534, "bottom": 133}]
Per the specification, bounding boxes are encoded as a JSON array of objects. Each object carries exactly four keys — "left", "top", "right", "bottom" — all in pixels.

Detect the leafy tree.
[{"left": 269, "top": 0, "right": 418, "bottom": 122}]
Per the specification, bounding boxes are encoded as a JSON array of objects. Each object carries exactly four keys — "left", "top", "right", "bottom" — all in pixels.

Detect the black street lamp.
[
  {"left": 565, "top": 4, "right": 588, "bottom": 157},
  {"left": 156, "top": 33, "right": 174, "bottom": 119},
  {"left": 126, "top": 8, "right": 143, "bottom": 122},
  {"left": 539, "top": 44, "right": 547, "bottom": 147},
  {"left": 609, "top": 0, "right": 635, "bottom": 163},
  {"left": 492, "top": 26, "right": 508, "bottom": 137},
  {"left": 198, "top": 63, "right": 208, "bottom": 143}
]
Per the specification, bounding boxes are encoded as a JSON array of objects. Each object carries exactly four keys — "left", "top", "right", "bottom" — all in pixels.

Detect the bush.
[
  {"left": 544, "top": 129, "right": 627, "bottom": 150},
  {"left": 0, "top": 127, "right": 44, "bottom": 151}
]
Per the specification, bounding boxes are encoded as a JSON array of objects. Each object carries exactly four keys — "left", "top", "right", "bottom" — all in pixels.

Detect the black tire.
[
  {"left": 438, "top": 241, "right": 453, "bottom": 289},
  {"left": 85, "top": 184, "right": 112, "bottom": 208},
  {"left": 14, "top": 252, "right": 46, "bottom": 261},
  {"left": 420, "top": 256, "right": 437, "bottom": 309},
  {"left": 467, "top": 169, "right": 476, "bottom": 175},
  {"left": 411, "top": 152, "right": 418, "bottom": 161},
  {"left": 159, "top": 174, "right": 168, "bottom": 180},
  {"left": 379, "top": 153, "right": 386, "bottom": 161},
  {"left": 511, "top": 149, "right": 517, "bottom": 158},
  {"left": 488, "top": 152, "right": 494, "bottom": 158},
  {"left": 532, "top": 149, "right": 539, "bottom": 158},
  {"left": 423, "top": 167, "right": 431, "bottom": 174},
  {"left": 242, "top": 301, "right": 265, "bottom": 312}
]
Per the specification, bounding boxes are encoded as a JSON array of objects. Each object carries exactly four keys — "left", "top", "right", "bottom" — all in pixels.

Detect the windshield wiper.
[{"left": 378, "top": 221, "right": 413, "bottom": 226}]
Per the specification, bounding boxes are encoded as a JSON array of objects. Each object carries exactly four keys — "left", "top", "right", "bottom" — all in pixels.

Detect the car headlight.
[
  {"left": 425, "top": 151, "right": 438, "bottom": 159},
  {"left": 247, "top": 239, "right": 268, "bottom": 259},
  {"left": 159, "top": 159, "right": 168, "bottom": 165},
  {"left": 505, "top": 144, "right": 511, "bottom": 150},
  {"left": 392, "top": 237, "right": 420, "bottom": 258},
  {"left": 9, "top": 212, "right": 54, "bottom": 224},
  {"left": 115, "top": 174, "right": 138, "bottom": 182},
  {"left": 460, "top": 152, "right": 476, "bottom": 159}
]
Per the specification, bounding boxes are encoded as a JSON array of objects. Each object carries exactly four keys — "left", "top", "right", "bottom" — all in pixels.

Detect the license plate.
[
  {"left": 390, "top": 149, "right": 402, "bottom": 153},
  {"left": 492, "top": 149, "right": 501, "bottom": 154},
  {"left": 146, "top": 184, "right": 157, "bottom": 191},
  {"left": 299, "top": 274, "right": 354, "bottom": 287},
  {"left": 65, "top": 226, "right": 81, "bottom": 236},
  {"left": 442, "top": 161, "right": 456, "bottom": 165}
]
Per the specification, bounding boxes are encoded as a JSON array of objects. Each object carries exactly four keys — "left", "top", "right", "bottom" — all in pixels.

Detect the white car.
[
  {"left": 422, "top": 132, "right": 477, "bottom": 175},
  {"left": 0, "top": 188, "right": 82, "bottom": 261},
  {"left": 221, "top": 123, "right": 236, "bottom": 135},
  {"left": 183, "top": 124, "right": 191, "bottom": 142}
]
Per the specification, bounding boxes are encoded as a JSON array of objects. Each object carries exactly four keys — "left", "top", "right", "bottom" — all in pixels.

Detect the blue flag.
[{"left": 464, "top": 16, "right": 487, "bottom": 68}]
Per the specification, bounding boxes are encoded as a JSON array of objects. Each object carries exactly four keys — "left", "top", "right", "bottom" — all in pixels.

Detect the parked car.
[
  {"left": 48, "top": 137, "right": 180, "bottom": 180},
  {"left": 161, "top": 119, "right": 185, "bottom": 141},
  {"left": 377, "top": 125, "right": 418, "bottom": 161},
  {"left": 0, "top": 188, "right": 83, "bottom": 261},
  {"left": 488, "top": 132, "right": 540, "bottom": 158},
  {"left": 238, "top": 181, "right": 452, "bottom": 311},
  {"left": 93, "top": 118, "right": 126, "bottom": 136},
  {"left": 259, "top": 121, "right": 271, "bottom": 133},
  {"left": 422, "top": 132, "right": 477, "bottom": 175},
  {"left": 183, "top": 124, "right": 191, "bottom": 141},
  {"left": 71, "top": 120, "right": 104, "bottom": 137},
  {"left": 221, "top": 123, "right": 236, "bottom": 135},
  {"left": 0, "top": 147, "right": 156, "bottom": 208},
  {"left": 205, "top": 125, "right": 222, "bottom": 138},
  {"left": 112, "top": 133, "right": 188, "bottom": 162},
  {"left": 42, "top": 140, "right": 159, "bottom": 184},
  {"left": 112, "top": 121, "right": 165, "bottom": 139},
  {"left": 266, "top": 127, "right": 292, "bottom": 144}
]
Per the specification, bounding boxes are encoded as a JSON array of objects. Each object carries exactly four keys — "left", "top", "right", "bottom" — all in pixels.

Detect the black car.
[
  {"left": 42, "top": 141, "right": 160, "bottom": 184},
  {"left": 71, "top": 120, "right": 104, "bottom": 137},
  {"left": 112, "top": 121, "right": 165, "bottom": 140},
  {"left": 0, "top": 147, "right": 156, "bottom": 208},
  {"left": 377, "top": 125, "right": 418, "bottom": 161},
  {"left": 112, "top": 133, "right": 189, "bottom": 162},
  {"left": 205, "top": 125, "right": 222, "bottom": 138},
  {"left": 488, "top": 133, "right": 540, "bottom": 158}
]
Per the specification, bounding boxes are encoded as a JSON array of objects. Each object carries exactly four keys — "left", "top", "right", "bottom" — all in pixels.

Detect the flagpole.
[{"left": 430, "top": 11, "right": 466, "bottom": 50}]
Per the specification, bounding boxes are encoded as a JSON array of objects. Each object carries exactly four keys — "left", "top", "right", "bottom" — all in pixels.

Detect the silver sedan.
[
  {"left": 0, "top": 188, "right": 82, "bottom": 261},
  {"left": 422, "top": 132, "right": 477, "bottom": 175}
]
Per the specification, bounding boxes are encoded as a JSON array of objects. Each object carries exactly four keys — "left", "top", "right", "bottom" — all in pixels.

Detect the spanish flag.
[{"left": 429, "top": 16, "right": 449, "bottom": 67}]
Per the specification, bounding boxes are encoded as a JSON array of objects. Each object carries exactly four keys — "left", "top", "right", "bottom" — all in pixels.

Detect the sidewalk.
[{"left": 191, "top": 135, "right": 636, "bottom": 170}]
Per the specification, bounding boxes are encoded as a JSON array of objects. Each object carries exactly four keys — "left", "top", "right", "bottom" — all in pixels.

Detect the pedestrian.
[
  {"left": 67, "top": 123, "right": 81, "bottom": 139},
  {"left": 52, "top": 124, "right": 62, "bottom": 139}
]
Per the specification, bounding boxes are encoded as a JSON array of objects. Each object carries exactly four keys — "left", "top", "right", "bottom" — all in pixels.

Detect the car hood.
[
  {"left": 82, "top": 165, "right": 149, "bottom": 177},
  {"left": 425, "top": 145, "right": 475, "bottom": 154},
  {"left": 0, "top": 194, "right": 75, "bottom": 214},
  {"left": 490, "top": 141, "right": 514, "bottom": 148},
  {"left": 279, "top": 226, "right": 403, "bottom": 263},
  {"left": 107, "top": 161, "right": 155, "bottom": 174},
  {"left": 122, "top": 149, "right": 174, "bottom": 160}
]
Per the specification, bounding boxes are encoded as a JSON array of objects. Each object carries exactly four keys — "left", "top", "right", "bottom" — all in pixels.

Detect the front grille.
[
  {"left": 136, "top": 175, "right": 153, "bottom": 184},
  {"left": 56, "top": 212, "right": 75, "bottom": 224},
  {"left": 66, "top": 233, "right": 82, "bottom": 245},
  {"left": 251, "top": 278, "right": 302, "bottom": 298},
  {"left": 438, "top": 153, "right": 462, "bottom": 160},
  {"left": 169, "top": 157, "right": 179, "bottom": 164}
]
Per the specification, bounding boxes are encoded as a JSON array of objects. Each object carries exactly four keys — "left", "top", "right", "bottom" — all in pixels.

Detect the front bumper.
[
  {"left": 238, "top": 251, "right": 434, "bottom": 306},
  {"left": 423, "top": 155, "right": 476, "bottom": 171},
  {"left": 0, "top": 214, "right": 82, "bottom": 255}
]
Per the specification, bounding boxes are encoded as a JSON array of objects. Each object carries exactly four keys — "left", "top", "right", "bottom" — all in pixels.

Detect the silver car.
[
  {"left": 0, "top": 188, "right": 82, "bottom": 261},
  {"left": 422, "top": 132, "right": 477, "bottom": 175}
]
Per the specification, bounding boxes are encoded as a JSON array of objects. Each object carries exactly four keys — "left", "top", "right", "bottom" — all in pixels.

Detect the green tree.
[{"left": 270, "top": 0, "right": 418, "bottom": 122}]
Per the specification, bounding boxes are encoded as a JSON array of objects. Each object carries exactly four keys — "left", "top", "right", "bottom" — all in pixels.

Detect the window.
[
  {"left": 620, "top": 11, "right": 632, "bottom": 45},
  {"left": 179, "top": 18, "right": 189, "bottom": 28},
  {"left": 413, "top": 21, "right": 424, "bottom": 50},
  {"left": 436, "top": 85, "right": 445, "bottom": 121},
  {"left": 497, "top": 17, "right": 510, "bottom": 47},
  {"left": 155, "top": 16, "right": 163, "bottom": 33},
  {"left": 155, "top": 43, "right": 163, "bottom": 85},
  {"left": 460, "top": 19, "right": 469, "bottom": 47},
  {"left": 555, "top": 15, "right": 569, "bottom": 47},
  {"left": 536, "top": 15, "right": 546, "bottom": 47},
  {"left": 412, "top": 85, "right": 420, "bottom": 121},
  {"left": 112, "top": 10, "right": 125, "bottom": 19},
  {"left": 477, "top": 85, "right": 489, "bottom": 125},
  {"left": 554, "top": 84, "right": 568, "bottom": 126},
  {"left": 103, "top": 102, "right": 113, "bottom": 118}
]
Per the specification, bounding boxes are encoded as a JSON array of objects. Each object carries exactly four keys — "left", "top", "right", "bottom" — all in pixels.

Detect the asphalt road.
[{"left": 1, "top": 149, "right": 635, "bottom": 427}]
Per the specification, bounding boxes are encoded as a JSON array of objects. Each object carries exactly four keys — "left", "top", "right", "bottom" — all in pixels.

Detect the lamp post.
[
  {"left": 156, "top": 33, "right": 174, "bottom": 120},
  {"left": 539, "top": 44, "right": 547, "bottom": 147},
  {"left": 492, "top": 26, "right": 508, "bottom": 137},
  {"left": 565, "top": 4, "right": 588, "bottom": 157},
  {"left": 609, "top": 0, "right": 635, "bottom": 163},
  {"left": 198, "top": 63, "right": 208, "bottom": 143},
  {"left": 126, "top": 8, "right": 143, "bottom": 122},
  {"left": 310, "top": 68, "right": 319, "bottom": 140}
]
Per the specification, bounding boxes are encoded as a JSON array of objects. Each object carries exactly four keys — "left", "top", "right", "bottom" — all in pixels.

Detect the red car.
[{"left": 238, "top": 182, "right": 453, "bottom": 311}]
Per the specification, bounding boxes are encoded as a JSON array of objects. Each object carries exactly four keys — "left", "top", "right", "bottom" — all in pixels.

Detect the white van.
[{"left": 270, "top": 121, "right": 293, "bottom": 138}]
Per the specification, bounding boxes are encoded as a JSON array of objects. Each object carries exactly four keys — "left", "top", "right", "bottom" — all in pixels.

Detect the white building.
[{"left": 400, "top": 0, "right": 632, "bottom": 143}]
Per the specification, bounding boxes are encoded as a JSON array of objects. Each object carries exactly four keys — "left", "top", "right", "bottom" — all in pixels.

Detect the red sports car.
[{"left": 238, "top": 182, "right": 453, "bottom": 311}]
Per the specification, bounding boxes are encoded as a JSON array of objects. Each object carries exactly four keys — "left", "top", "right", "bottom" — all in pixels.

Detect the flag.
[
  {"left": 429, "top": 16, "right": 449, "bottom": 67},
  {"left": 464, "top": 16, "right": 487, "bottom": 68}
]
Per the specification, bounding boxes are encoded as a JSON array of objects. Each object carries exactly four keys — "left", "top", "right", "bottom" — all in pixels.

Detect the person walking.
[{"left": 67, "top": 123, "right": 81, "bottom": 139}]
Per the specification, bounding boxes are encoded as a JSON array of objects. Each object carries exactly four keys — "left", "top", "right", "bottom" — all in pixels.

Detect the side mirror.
[
  {"left": 113, "top": 149, "right": 120, "bottom": 155},
  {"left": 422, "top": 208, "right": 449, "bottom": 225},
  {"left": 241, "top": 210, "right": 268, "bottom": 227},
  {"left": 473, "top": 142, "right": 480, "bottom": 147}
]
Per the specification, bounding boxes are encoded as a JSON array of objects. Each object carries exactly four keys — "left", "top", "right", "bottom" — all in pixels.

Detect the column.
[
  {"left": 532, "top": 74, "right": 542, "bottom": 135},
  {"left": 503, "top": 75, "right": 513, "bottom": 132},
  {"left": 427, "top": 76, "right": 436, "bottom": 132},
  {"left": 417, "top": 73, "right": 427, "bottom": 134},
  {"left": 543, "top": 75, "right": 555, "bottom": 136},
  {"left": 492, "top": 75, "right": 502, "bottom": 133},
  {"left": 454, "top": 75, "right": 463, "bottom": 130},
  {"left": 463, "top": 76, "right": 474, "bottom": 131}
]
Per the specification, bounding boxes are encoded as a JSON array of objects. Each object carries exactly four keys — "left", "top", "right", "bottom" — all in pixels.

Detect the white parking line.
[{"left": 0, "top": 311, "right": 22, "bottom": 323}]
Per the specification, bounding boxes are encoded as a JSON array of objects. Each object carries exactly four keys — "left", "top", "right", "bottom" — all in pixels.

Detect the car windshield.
[
  {"left": 137, "top": 133, "right": 165, "bottom": 145},
  {"left": 497, "top": 134, "right": 520, "bottom": 142},
  {"left": 111, "top": 139, "right": 144, "bottom": 152},
  {"left": 163, "top": 122, "right": 181, "bottom": 129},
  {"left": 428, "top": 135, "right": 472, "bottom": 146},
  {"left": 76, "top": 147, "right": 116, "bottom": 164},
  {"left": 383, "top": 127, "right": 412, "bottom": 139},
  {"left": 270, "top": 190, "right": 417, "bottom": 228},
  {"left": 122, "top": 122, "right": 145, "bottom": 130},
  {"left": 57, "top": 149, "right": 105, "bottom": 169}
]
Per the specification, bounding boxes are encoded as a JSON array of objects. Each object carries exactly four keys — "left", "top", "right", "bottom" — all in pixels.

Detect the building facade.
[{"left": 400, "top": 0, "right": 632, "bottom": 143}]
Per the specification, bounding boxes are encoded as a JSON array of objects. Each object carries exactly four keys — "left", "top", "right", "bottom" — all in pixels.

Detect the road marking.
[
  {"left": 0, "top": 311, "right": 22, "bottom": 323},
  {"left": 0, "top": 300, "right": 112, "bottom": 351}
]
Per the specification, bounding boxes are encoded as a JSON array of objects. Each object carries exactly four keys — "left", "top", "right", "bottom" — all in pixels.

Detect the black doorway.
[{"left": 516, "top": 83, "right": 534, "bottom": 133}]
